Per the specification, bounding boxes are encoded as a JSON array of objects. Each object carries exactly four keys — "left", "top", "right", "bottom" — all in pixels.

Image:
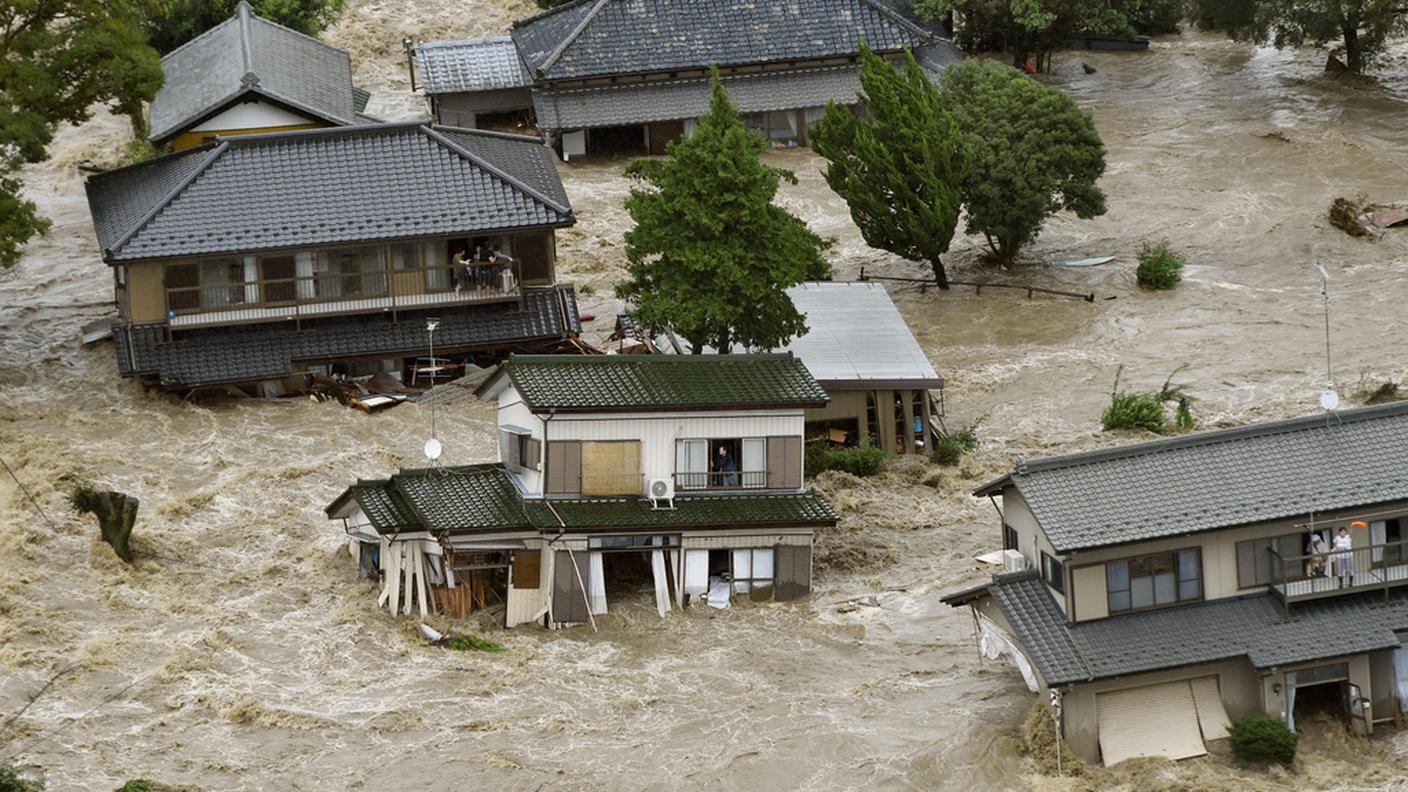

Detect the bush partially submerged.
[
  {"left": 116, "top": 782, "right": 153, "bottom": 792},
  {"left": 932, "top": 420, "right": 982, "bottom": 466},
  {"left": 1136, "top": 240, "right": 1184, "bottom": 290},
  {"left": 447, "top": 634, "right": 505, "bottom": 653},
  {"left": 1101, "top": 366, "right": 1195, "bottom": 435},
  {"left": 805, "top": 443, "right": 888, "bottom": 478},
  {"left": 0, "top": 765, "right": 42, "bottom": 792},
  {"left": 1228, "top": 714, "right": 1298, "bottom": 764}
]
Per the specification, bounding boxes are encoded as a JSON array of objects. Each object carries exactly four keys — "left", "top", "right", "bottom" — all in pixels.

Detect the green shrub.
[
  {"left": 1228, "top": 714, "right": 1297, "bottom": 764},
  {"left": 117, "top": 782, "right": 153, "bottom": 792},
  {"left": 932, "top": 420, "right": 982, "bottom": 466},
  {"left": 805, "top": 443, "right": 888, "bottom": 478},
  {"left": 447, "top": 634, "right": 505, "bottom": 653},
  {"left": 1132, "top": 0, "right": 1185, "bottom": 34},
  {"left": 1136, "top": 240, "right": 1184, "bottom": 290},
  {"left": 0, "top": 765, "right": 42, "bottom": 792},
  {"left": 1102, "top": 391, "right": 1168, "bottom": 433}
]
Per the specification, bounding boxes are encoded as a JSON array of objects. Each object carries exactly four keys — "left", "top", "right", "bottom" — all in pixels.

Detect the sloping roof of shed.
[
  {"left": 485, "top": 353, "right": 829, "bottom": 412},
  {"left": 511, "top": 0, "right": 934, "bottom": 80},
  {"left": 976, "top": 401, "right": 1408, "bottom": 553},
  {"left": 781, "top": 282, "right": 940, "bottom": 389},
  {"left": 416, "top": 36, "right": 533, "bottom": 94},
  {"left": 85, "top": 123, "right": 572, "bottom": 262},
  {"left": 945, "top": 571, "right": 1408, "bottom": 686},
  {"left": 149, "top": 1, "right": 360, "bottom": 143}
]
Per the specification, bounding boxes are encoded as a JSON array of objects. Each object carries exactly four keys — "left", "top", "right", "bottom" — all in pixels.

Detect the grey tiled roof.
[
  {"left": 511, "top": 0, "right": 935, "bottom": 80},
  {"left": 329, "top": 462, "right": 836, "bottom": 535},
  {"left": 113, "top": 287, "right": 581, "bottom": 388},
  {"left": 952, "top": 572, "right": 1408, "bottom": 686},
  {"left": 534, "top": 65, "right": 865, "bottom": 130},
  {"left": 149, "top": 1, "right": 360, "bottom": 143},
  {"left": 86, "top": 123, "right": 573, "bottom": 262},
  {"left": 977, "top": 402, "right": 1408, "bottom": 553},
  {"left": 490, "top": 353, "right": 829, "bottom": 412},
  {"left": 416, "top": 37, "right": 533, "bottom": 94}
]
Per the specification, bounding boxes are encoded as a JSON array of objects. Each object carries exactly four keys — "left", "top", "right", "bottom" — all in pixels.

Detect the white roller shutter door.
[
  {"left": 1097, "top": 680, "right": 1207, "bottom": 765},
  {"left": 1190, "top": 675, "right": 1232, "bottom": 740}
]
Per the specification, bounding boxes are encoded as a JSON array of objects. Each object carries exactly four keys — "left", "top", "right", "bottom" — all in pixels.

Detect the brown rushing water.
[{"left": 3, "top": 8, "right": 1408, "bottom": 788}]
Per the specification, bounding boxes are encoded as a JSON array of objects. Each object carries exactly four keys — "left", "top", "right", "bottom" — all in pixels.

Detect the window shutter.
[
  {"left": 546, "top": 441, "right": 581, "bottom": 494},
  {"left": 767, "top": 437, "right": 785, "bottom": 489},
  {"left": 500, "top": 430, "right": 518, "bottom": 468},
  {"left": 782, "top": 436, "right": 802, "bottom": 488},
  {"left": 524, "top": 436, "right": 542, "bottom": 469}
]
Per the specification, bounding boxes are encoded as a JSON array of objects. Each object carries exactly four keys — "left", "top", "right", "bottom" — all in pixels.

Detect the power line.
[{"left": 1, "top": 456, "right": 61, "bottom": 533}]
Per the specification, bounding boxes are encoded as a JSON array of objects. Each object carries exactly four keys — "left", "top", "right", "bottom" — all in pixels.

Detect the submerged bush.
[
  {"left": 0, "top": 766, "right": 42, "bottom": 792},
  {"left": 1101, "top": 367, "right": 1195, "bottom": 435},
  {"left": 1136, "top": 240, "right": 1185, "bottom": 290},
  {"left": 932, "top": 420, "right": 982, "bottom": 466},
  {"left": 805, "top": 443, "right": 888, "bottom": 478},
  {"left": 447, "top": 634, "right": 505, "bottom": 653},
  {"left": 116, "top": 782, "right": 153, "bottom": 792},
  {"left": 1228, "top": 714, "right": 1298, "bottom": 764}
]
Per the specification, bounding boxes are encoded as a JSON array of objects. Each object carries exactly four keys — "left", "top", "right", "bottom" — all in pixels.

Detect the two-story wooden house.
[
  {"left": 84, "top": 122, "right": 582, "bottom": 392},
  {"left": 944, "top": 402, "right": 1408, "bottom": 766},
  {"left": 325, "top": 354, "right": 838, "bottom": 629},
  {"left": 412, "top": 0, "right": 961, "bottom": 157}
]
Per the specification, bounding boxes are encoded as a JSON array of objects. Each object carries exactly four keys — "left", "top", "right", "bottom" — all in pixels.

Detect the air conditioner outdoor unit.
[
  {"left": 1002, "top": 549, "right": 1029, "bottom": 574},
  {"left": 646, "top": 478, "right": 675, "bottom": 510}
]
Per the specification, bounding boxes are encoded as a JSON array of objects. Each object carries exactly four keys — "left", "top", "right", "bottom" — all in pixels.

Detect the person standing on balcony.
[
  {"left": 1307, "top": 532, "right": 1330, "bottom": 578},
  {"left": 715, "top": 445, "right": 738, "bottom": 488},
  {"left": 452, "top": 246, "right": 470, "bottom": 296},
  {"left": 1334, "top": 525, "right": 1357, "bottom": 588}
]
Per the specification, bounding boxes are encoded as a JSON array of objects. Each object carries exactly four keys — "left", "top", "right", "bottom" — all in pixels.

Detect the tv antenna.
[
  {"left": 423, "top": 318, "right": 443, "bottom": 462},
  {"left": 1314, "top": 260, "right": 1338, "bottom": 411}
]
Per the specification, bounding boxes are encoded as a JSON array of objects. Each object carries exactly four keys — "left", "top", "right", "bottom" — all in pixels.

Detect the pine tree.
[
  {"left": 810, "top": 46, "right": 966, "bottom": 288},
  {"left": 618, "top": 72, "right": 830, "bottom": 352}
]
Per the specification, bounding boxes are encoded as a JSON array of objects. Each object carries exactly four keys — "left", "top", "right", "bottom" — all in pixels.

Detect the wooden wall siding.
[
  {"left": 766, "top": 436, "right": 803, "bottom": 489},
  {"left": 803, "top": 389, "right": 869, "bottom": 422},
  {"left": 551, "top": 549, "right": 589, "bottom": 623},
  {"left": 774, "top": 545, "right": 812, "bottom": 601},
  {"left": 580, "top": 440, "right": 641, "bottom": 496},
  {"left": 680, "top": 533, "right": 812, "bottom": 549},
  {"left": 546, "top": 440, "right": 582, "bottom": 494},
  {"left": 125, "top": 262, "right": 167, "bottom": 323}
]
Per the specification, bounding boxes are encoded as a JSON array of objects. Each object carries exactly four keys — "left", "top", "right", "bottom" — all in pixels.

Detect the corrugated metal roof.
[
  {"left": 978, "top": 401, "right": 1408, "bottom": 553},
  {"left": 782, "top": 282, "right": 940, "bottom": 389},
  {"left": 149, "top": 1, "right": 360, "bottom": 143},
  {"left": 511, "top": 0, "right": 934, "bottom": 80},
  {"left": 950, "top": 572, "right": 1408, "bottom": 686},
  {"left": 85, "top": 123, "right": 572, "bottom": 262},
  {"left": 416, "top": 37, "right": 533, "bottom": 94},
  {"left": 533, "top": 64, "right": 865, "bottom": 130},
  {"left": 491, "top": 353, "right": 829, "bottom": 413}
]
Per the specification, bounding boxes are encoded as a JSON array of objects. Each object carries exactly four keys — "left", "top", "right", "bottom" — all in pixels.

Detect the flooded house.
[
  {"left": 148, "top": 2, "right": 374, "bottom": 152},
  {"left": 943, "top": 402, "right": 1408, "bottom": 766},
  {"left": 412, "top": 0, "right": 961, "bottom": 157},
  {"left": 325, "top": 354, "right": 838, "bottom": 628},
  {"left": 83, "top": 122, "right": 582, "bottom": 392}
]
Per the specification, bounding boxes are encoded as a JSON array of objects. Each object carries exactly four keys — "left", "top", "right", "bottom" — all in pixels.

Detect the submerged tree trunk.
[
  {"left": 929, "top": 257, "right": 951, "bottom": 289},
  {"left": 1342, "top": 23, "right": 1363, "bottom": 74},
  {"left": 70, "top": 486, "right": 139, "bottom": 563}
]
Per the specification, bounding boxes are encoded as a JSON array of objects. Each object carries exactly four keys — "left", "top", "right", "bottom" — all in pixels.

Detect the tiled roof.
[
  {"left": 534, "top": 65, "right": 865, "bottom": 130},
  {"left": 85, "top": 123, "right": 573, "bottom": 262},
  {"left": 511, "top": 0, "right": 935, "bottom": 80},
  {"left": 977, "top": 402, "right": 1408, "bottom": 553},
  {"left": 149, "top": 1, "right": 360, "bottom": 143},
  {"left": 328, "top": 462, "right": 836, "bottom": 535},
  {"left": 951, "top": 572, "right": 1408, "bottom": 686},
  {"left": 113, "top": 287, "right": 581, "bottom": 388},
  {"left": 489, "top": 353, "right": 829, "bottom": 413},
  {"left": 416, "top": 37, "right": 533, "bottom": 94}
]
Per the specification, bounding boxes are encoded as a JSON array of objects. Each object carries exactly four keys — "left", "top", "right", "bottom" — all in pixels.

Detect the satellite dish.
[
  {"left": 424, "top": 437, "right": 443, "bottom": 461},
  {"left": 1320, "top": 388, "right": 1340, "bottom": 411}
]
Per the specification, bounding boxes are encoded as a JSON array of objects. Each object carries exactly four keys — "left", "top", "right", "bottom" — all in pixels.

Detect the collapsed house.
[
  {"left": 149, "top": 1, "right": 374, "bottom": 151},
  {"left": 944, "top": 401, "right": 1408, "bottom": 766},
  {"left": 83, "top": 122, "right": 583, "bottom": 393},
  {"left": 326, "top": 354, "right": 838, "bottom": 628},
  {"left": 412, "top": 0, "right": 961, "bottom": 157}
]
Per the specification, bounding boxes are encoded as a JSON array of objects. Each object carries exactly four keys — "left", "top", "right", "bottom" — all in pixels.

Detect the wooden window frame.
[
  {"left": 1041, "top": 551, "right": 1065, "bottom": 594},
  {"left": 1105, "top": 546, "right": 1203, "bottom": 615},
  {"left": 1003, "top": 523, "right": 1020, "bottom": 552}
]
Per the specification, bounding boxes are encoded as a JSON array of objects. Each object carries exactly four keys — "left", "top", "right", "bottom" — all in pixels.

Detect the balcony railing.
[
  {"left": 164, "top": 262, "right": 520, "bottom": 329},
  {"left": 1269, "top": 539, "right": 1408, "bottom": 604},
  {"left": 673, "top": 470, "right": 769, "bottom": 491}
]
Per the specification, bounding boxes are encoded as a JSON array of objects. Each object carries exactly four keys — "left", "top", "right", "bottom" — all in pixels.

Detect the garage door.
[
  {"left": 1190, "top": 676, "right": 1231, "bottom": 740},
  {"left": 1097, "top": 680, "right": 1207, "bottom": 765}
]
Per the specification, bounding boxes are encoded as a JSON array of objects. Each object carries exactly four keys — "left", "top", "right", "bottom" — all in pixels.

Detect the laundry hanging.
[
  {"left": 651, "top": 544, "right": 671, "bottom": 617},
  {"left": 588, "top": 551, "right": 608, "bottom": 615}
]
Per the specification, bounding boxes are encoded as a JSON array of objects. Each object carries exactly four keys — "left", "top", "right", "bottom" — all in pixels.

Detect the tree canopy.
[
  {"left": 617, "top": 72, "right": 831, "bottom": 352},
  {"left": 939, "top": 59, "right": 1107, "bottom": 265},
  {"left": 0, "top": 0, "right": 163, "bottom": 269},
  {"left": 811, "top": 46, "right": 966, "bottom": 288},
  {"left": 917, "top": 0, "right": 1162, "bottom": 70},
  {"left": 1196, "top": 0, "right": 1406, "bottom": 73},
  {"left": 138, "top": 0, "right": 346, "bottom": 55}
]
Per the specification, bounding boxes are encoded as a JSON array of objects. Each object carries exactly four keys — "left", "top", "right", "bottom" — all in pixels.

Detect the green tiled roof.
[
  {"left": 327, "top": 463, "right": 836, "bottom": 535},
  {"left": 497, "top": 353, "right": 829, "bottom": 412}
]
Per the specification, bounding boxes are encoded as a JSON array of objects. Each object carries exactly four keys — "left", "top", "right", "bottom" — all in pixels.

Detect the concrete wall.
[
  {"left": 999, "top": 490, "right": 1066, "bottom": 613},
  {"left": 435, "top": 89, "right": 534, "bottom": 127}
]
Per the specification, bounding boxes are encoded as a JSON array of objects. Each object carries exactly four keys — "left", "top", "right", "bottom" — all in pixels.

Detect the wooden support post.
[
  {"left": 900, "top": 389, "right": 916, "bottom": 454},
  {"left": 877, "top": 389, "right": 897, "bottom": 453}
]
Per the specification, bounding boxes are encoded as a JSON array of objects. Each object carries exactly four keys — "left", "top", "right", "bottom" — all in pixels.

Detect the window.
[
  {"left": 731, "top": 548, "right": 775, "bottom": 595},
  {"left": 675, "top": 438, "right": 768, "bottom": 490},
  {"left": 500, "top": 428, "right": 540, "bottom": 471},
  {"left": 1003, "top": 523, "right": 1020, "bottom": 552},
  {"left": 1371, "top": 519, "right": 1404, "bottom": 565},
  {"left": 1041, "top": 552, "right": 1065, "bottom": 594},
  {"left": 1235, "top": 534, "right": 1305, "bottom": 588},
  {"left": 1106, "top": 548, "right": 1201, "bottom": 614},
  {"left": 390, "top": 244, "right": 420, "bottom": 270},
  {"left": 316, "top": 246, "right": 385, "bottom": 297}
]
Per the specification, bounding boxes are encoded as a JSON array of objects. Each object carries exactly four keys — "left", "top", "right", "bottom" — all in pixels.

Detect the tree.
[
  {"left": 1198, "top": 0, "right": 1406, "bottom": 74},
  {"left": 940, "top": 60, "right": 1106, "bottom": 265},
  {"left": 0, "top": 0, "right": 163, "bottom": 269},
  {"left": 617, "top": 72, "right": 830, "bottom": 353},
  {"left": 139, "top": 0, "right": 346, "bottom": 55},
  {"left": 811, "top": 46, "right": 966, "bottom": 288},
  {"left": 917, "top": 0, "right": 1140, "bottom": 70}
]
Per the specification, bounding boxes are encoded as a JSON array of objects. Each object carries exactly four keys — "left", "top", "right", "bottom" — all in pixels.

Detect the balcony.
[
  {"left": 1269, "top": 540, "right": 1408, "bottom": 604},
  {"left": 673, "top": 470, "right": 769, "bottom": 492},
  {"left": 165, "top": 263, "right": 520, "bottom": 330}
]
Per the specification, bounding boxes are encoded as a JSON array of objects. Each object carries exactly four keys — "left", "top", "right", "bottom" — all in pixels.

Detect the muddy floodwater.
[{"left": 4, "top": 6, "right": 1408, "bottom": 788}]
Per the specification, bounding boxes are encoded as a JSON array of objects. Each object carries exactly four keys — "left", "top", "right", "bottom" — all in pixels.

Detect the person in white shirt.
[{"left": 1333, "top": 525, "right": 1355, "bottom": 588}]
